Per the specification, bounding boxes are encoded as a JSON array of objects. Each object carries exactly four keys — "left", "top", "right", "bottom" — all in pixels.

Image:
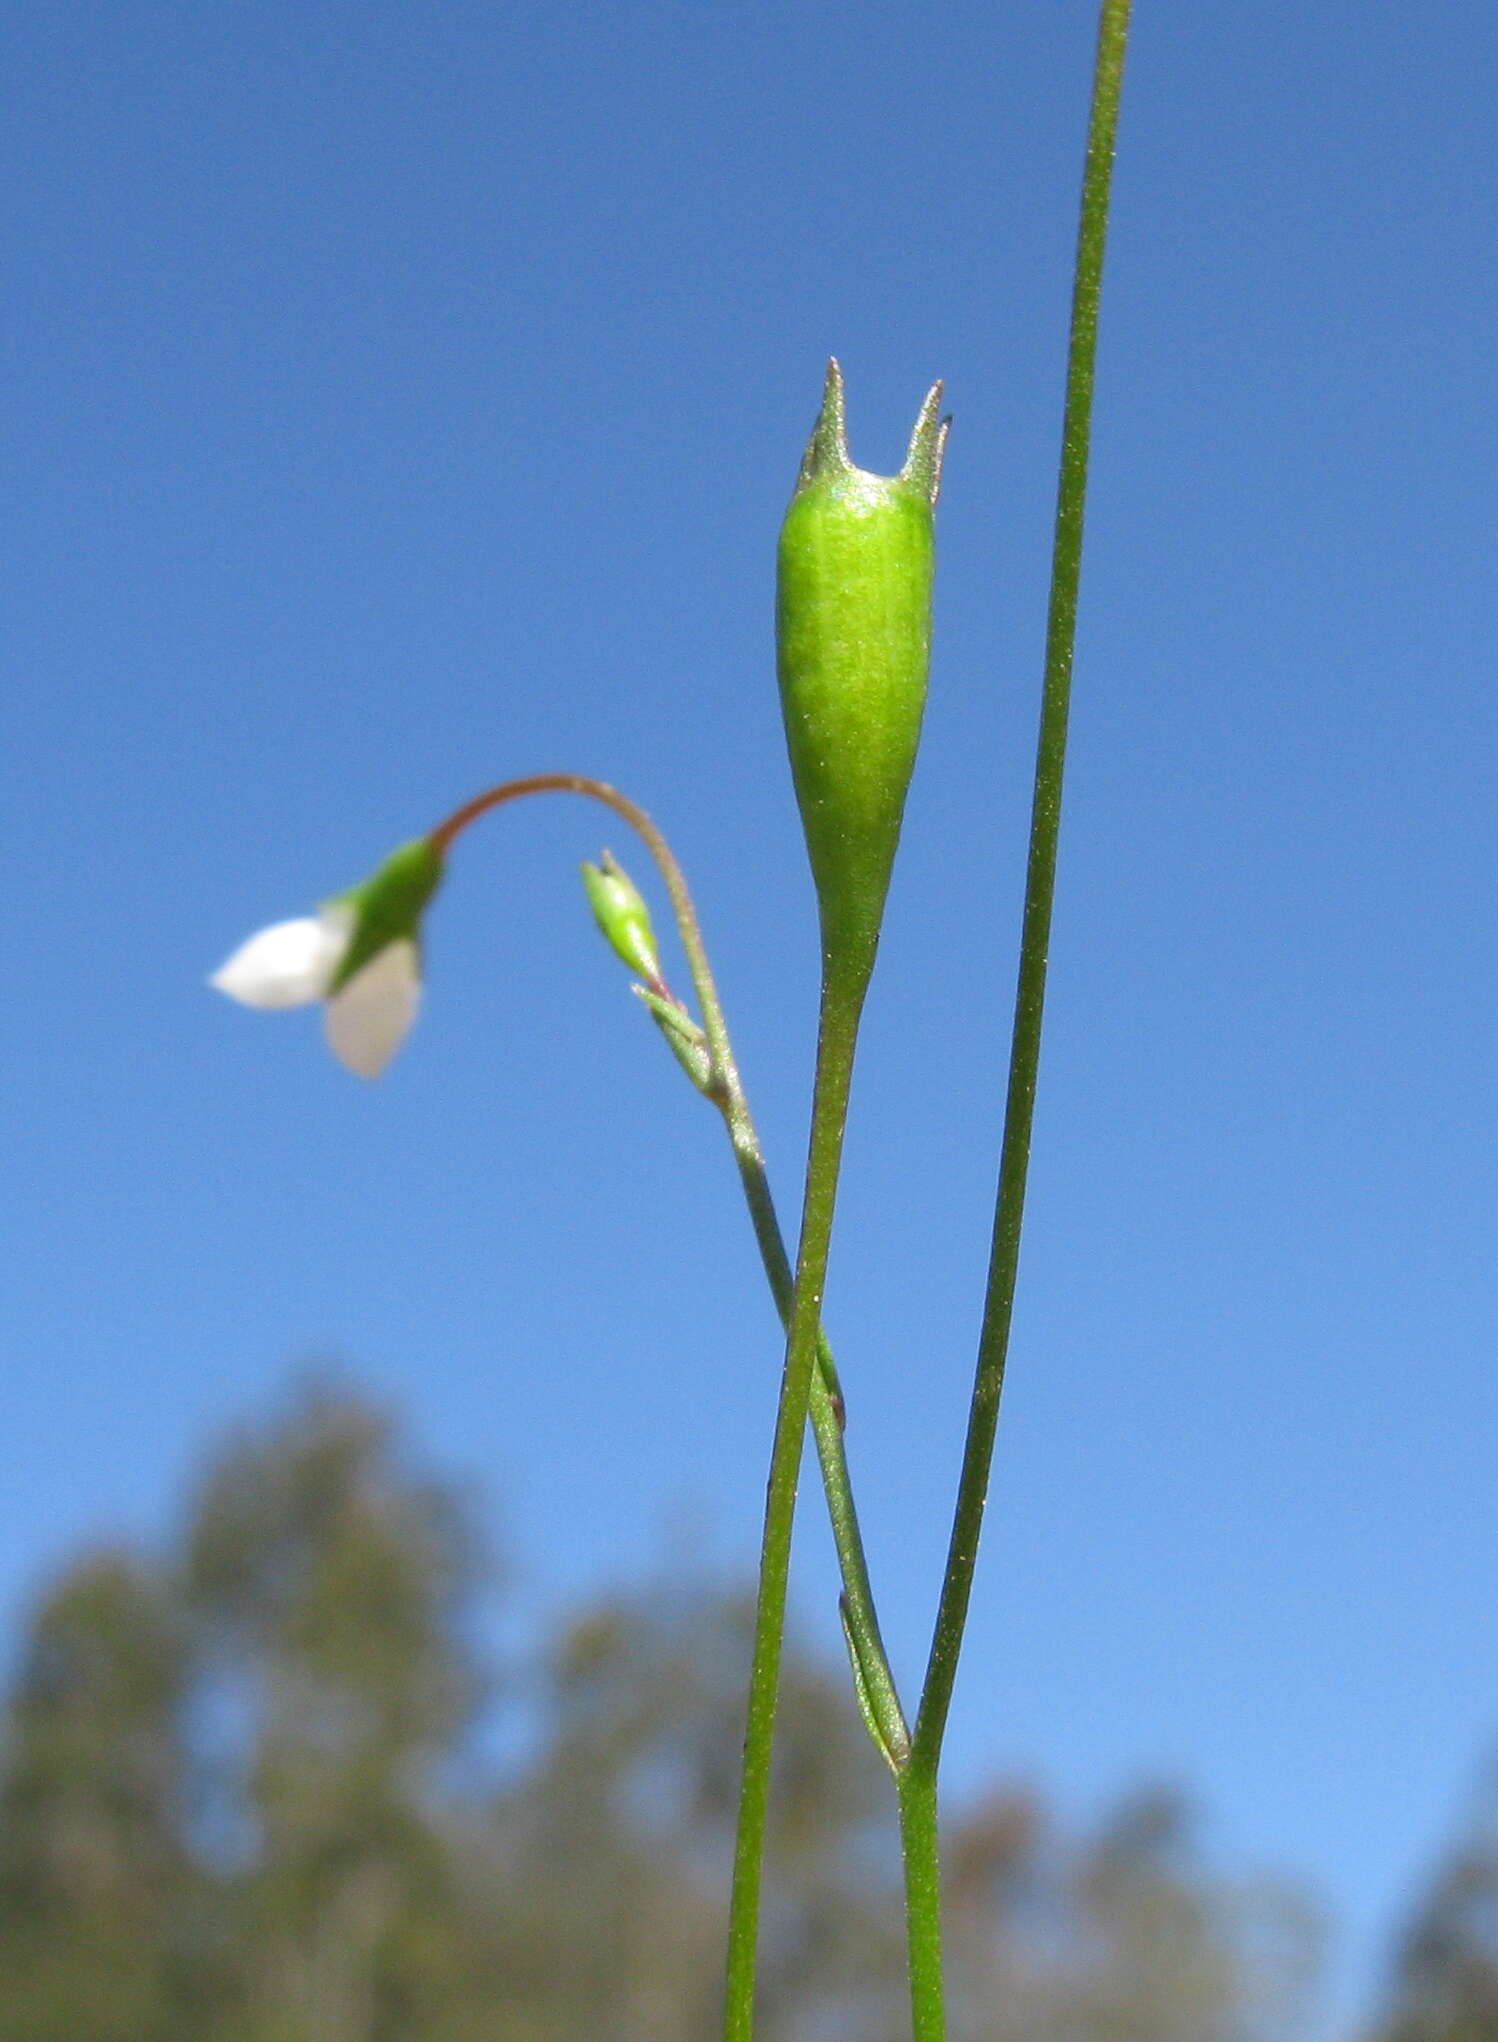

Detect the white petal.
[
  {"left": 323, "top": 940, "right": 421, "bottom": 1078},
  {"left": 210, "top": 915, "right": 348, "bottom": 1009}
]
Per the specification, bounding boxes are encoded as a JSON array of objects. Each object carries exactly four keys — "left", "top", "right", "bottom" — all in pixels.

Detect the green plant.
[{"left": 210, "top": 6, "right": 1133, "bottom": 2032}]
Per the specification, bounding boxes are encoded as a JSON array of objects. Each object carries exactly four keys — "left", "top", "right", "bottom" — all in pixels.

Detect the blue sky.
[{"left": 6, "top": 0, "right": 1497, "bottom": 2026}]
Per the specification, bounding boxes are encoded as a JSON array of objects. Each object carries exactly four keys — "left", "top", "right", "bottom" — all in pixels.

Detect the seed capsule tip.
[
  {"left": 796, "top": 356, "right": 852, "bottom": 488},
  {"left": 901, "top": 380, "right": 950, "bottom": 505}
]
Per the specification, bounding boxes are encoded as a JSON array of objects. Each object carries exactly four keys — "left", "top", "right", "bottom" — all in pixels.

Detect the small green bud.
[
  {"left": 777, "top": 359, "right": 946, "bottom": 989},
  {"left": 327, "top": 837, "right": 445, "bottom": 992},
  {"left": 633, "top": 985, "right": 715, "bottom": 1095},
  {"left": 581, "top": 852, "right": 663, "bottom": 985}
]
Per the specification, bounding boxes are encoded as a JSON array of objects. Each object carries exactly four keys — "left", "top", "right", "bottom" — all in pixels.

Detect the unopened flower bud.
[{"left": 581, "top": 852, "right": 663, "bottom": 986}]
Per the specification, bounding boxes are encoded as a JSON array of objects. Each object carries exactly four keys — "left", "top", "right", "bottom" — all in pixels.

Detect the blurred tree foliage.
[
  {"left": 1371, "top": 1770, "right": 1498, "bottom": 2042},
  {"left": 0, "top": 1379, "right": 1323, "bottom": 2041}
]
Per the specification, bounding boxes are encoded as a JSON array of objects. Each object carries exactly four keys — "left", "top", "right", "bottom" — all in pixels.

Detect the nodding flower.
[{"left": 211, "top": 837, "right": 444, "bottom": 1078}]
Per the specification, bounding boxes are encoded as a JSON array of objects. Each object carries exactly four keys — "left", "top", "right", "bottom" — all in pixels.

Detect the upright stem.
[
  {"left": 722, "top": 973, "right": 866, "bottom": 2042},
  {"left": 912, "top": 0, "right": 1133, "bottom": 1770},
  {"left": 723, "top": 1109, "right": 907, "bottom": 1765},
  {"left": 896, "top": 1763, "right": 946, "bottom": 2042},
  {"left": 891, "top": 8, "right": 1132, "bottom": 2035}
]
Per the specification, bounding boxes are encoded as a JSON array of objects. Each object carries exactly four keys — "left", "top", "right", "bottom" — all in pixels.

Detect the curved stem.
[
  {"left": 449, "top": 773, "right": 892, "bottom": 2025},
  {"left": 723, "top": 975, "right": 866, "bottom": 2042},
  {"left": 430, "top": 774, "right": 906, "bottom": 1768},
  {"left": 431, "top": 773, "right": 737, "bottom": 1088},
  {"left": 912, "top": 0, "right": 1133, "bottom": 1777}
]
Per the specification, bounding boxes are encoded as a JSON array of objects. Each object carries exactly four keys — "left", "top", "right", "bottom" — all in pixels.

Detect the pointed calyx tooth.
[
  {"left": 900, "top": 381, "right": 951, "bottom": 506},
  {"left": 794, "top": 357, "right": 853, "bottom": 491}
]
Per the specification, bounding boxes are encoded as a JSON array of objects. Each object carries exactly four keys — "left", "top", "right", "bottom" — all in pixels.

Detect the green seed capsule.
[{"left": 777, "top": 359, "right": 946, "bottom": 992}]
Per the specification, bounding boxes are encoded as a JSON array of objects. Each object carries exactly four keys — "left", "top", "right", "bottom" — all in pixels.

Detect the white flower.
[
  {"left": 322, "top": 937, "right": 421, "bottom": 1079},
  {"left": 210, "top": 906, "right": 421, "bottom": 1078},
  {"left": 209, "top": 910, "right": 352, "bottom": 1009}
]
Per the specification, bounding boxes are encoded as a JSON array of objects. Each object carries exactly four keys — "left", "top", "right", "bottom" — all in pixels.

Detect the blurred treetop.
[{"left": 19, "top": 1374, "right": 1492, "bottom": 2042}]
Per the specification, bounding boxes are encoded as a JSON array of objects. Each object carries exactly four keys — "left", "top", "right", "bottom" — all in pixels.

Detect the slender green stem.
[
  {"left": 722, "top": 1103, "right": 907, "bottom": 1767},
  {"left": 896, "top": 1761, "right": 946, "bottom": 2042},
  {"left": 912, "top": 0, "right": 1133, "bottom": 1772},
  {"left": 430, "top": 774, "right": 905, "bottom": 1768},
  {"left": 888, "top": 10, "right": 1132, "bottom": 2033},
  {"left": 722, "top": 976, "right": 866, "bottom": 2042}
]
